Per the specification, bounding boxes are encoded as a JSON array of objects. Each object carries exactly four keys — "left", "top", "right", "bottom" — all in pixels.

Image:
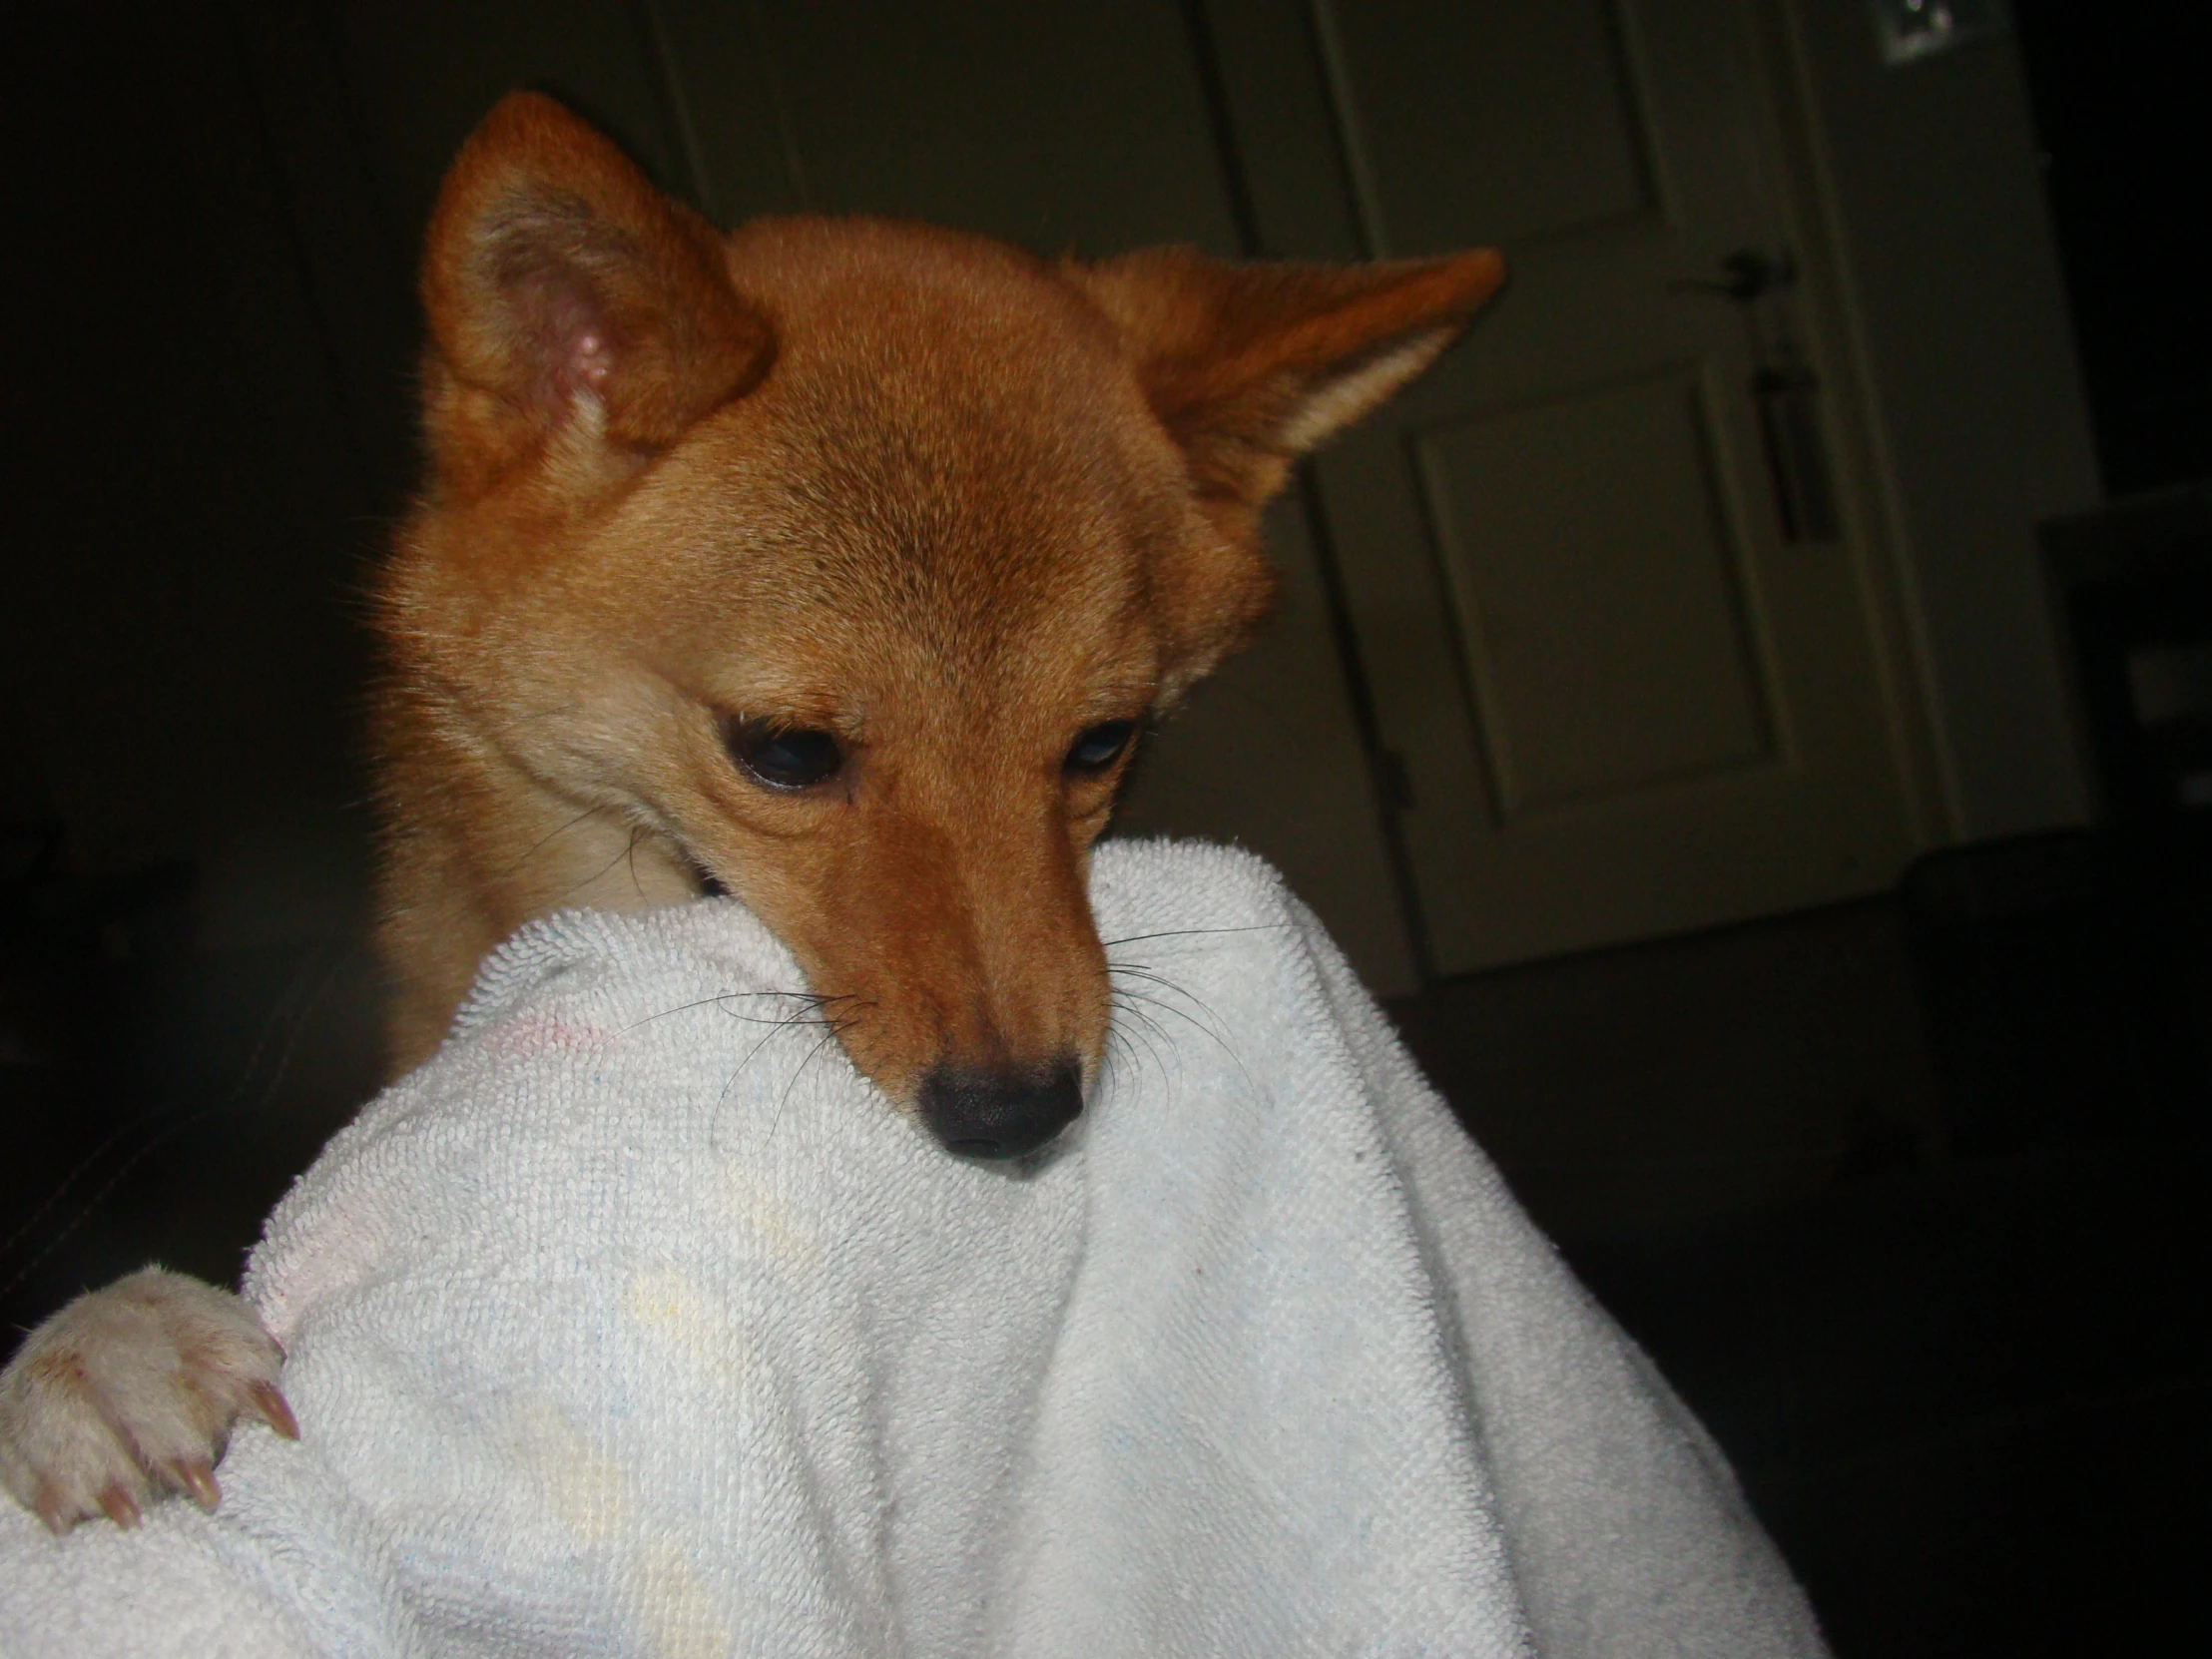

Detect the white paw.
[{"left": 0, "top": 1267, "right": 298, "bottom": 1534}]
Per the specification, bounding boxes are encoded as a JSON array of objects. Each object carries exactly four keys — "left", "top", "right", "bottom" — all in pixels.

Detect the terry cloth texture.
[{"left": 0, "top": 840, "right": 1826, "bottom": 1658}]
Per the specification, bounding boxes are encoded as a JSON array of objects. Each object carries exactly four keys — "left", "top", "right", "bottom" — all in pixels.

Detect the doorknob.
[{"left": 1672, "top": 247, "right": 1797, "bottom": 302}]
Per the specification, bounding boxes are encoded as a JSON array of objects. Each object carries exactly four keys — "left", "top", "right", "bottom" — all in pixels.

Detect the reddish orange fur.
[{"left": 372, "top": 93, "right": 1504, "bottom": 1107}]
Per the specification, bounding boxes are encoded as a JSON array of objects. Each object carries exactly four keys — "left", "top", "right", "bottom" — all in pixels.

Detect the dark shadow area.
[
  {"left": 1394, "top": 822, "right": 2210, "bottom": 1658},
  {"left": 2011, "top": 2, "right": 2212, "bottom": 497},
  {"left": 0, "top": 825, "right": 382, "bottom": 1357},
  {"left": 1565, "top": 1134, "right": 2206, "bottom": 1659},
  {"left": 0, "top": 0, "right": 390, "bottom": 1362}
]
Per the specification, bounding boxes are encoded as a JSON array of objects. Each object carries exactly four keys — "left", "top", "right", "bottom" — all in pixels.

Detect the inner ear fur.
[
  {"left": 419, "top": 92, "right": 773, "bottom": 489},
  {"left": 1068, "top": 244, "right": 1504, "bottom": 695}
]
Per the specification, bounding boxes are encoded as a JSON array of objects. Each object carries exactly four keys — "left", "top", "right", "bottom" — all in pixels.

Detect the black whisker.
[
  {"left": 714, "top": 996, "right": 874, "bottom": 1114},
  {"left": 1108, "top": 989, "right": 1177, "bottom": 1078},
  {"left": 719, "top": 1010, "right": 820, "bottom": 1106},
  {"left": 1109, "top": 961, "right": 1241, "bottom": 1040},
  {"left": 1110, "top": 989, "right": 1174, "bottom": 1053},
  {"left": 494, "top": 802, "right": 619, "bottom": 882},
  {"left": 1099, "top": 922, "right": 1290, "bottom": 951},
  {"left": 1107, "top": 963, "right": 1242, "bottom": 1048},
  {"left": 552, "top": 824, "right": 651, "bottom": 905},
  {"left": 1104, "top": 997, "right": 1173, "bottom": 1097},
  {"left": 623, "top": 987, "right": 849, "bottom": 1035},
  {"left": 1108, "top": 974, "right": 1257, "bottom": 1097},
  {"left": 766, "top": 1023, "right": 848, "bottom": 1145}
]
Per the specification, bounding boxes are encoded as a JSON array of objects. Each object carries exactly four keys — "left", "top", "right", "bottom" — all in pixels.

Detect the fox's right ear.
[
  {"left": 1068, "top": 245, "right": 1505, "bottom": 510},
  {"left": 418, "top": 93, "right": 773, "bottom": 492}
]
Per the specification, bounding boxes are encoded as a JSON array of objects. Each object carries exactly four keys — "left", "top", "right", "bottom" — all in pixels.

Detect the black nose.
[{"left": 918, "top": 1058, "right": 1083, "bottom": 1159}]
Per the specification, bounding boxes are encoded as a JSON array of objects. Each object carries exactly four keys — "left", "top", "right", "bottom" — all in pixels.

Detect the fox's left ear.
[{"left": 1069, "top": 245, "right": 1505, "bottom": 508}]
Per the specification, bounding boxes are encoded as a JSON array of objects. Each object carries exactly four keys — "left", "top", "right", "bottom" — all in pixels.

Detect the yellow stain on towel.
[
  {"left": 508, "top": 1397, "right": 733, "bottom": 1659},
  {"left": 713, "top": 1163, "right": 823, "bottom": 1273},
  {"left": 626, "top": 1266, "right": 761, "bottom": 1386}
]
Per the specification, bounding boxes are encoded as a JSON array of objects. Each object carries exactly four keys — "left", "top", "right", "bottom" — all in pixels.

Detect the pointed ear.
[
  {"left": 1069, "top": 246, "right": 1505, "bottom": 506},
  {"left": 1065, "top": 247, "right": 1502, "bottom": 700},
  {"left": 418, "top": 93, "right": 774, "bottom": 486}
]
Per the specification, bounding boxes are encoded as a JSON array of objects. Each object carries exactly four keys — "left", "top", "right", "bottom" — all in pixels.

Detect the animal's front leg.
[{"left": 0, "top": 1267, "right": 297, "bottom": 1533}]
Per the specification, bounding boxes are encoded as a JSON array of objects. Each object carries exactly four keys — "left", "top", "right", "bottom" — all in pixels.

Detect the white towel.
[{"left": 0, "top": 840, "right": 1826, "bottom": 1658}]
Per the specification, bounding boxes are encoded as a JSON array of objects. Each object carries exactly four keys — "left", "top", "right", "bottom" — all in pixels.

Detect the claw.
[
  {"left": 32, "top": 1478, "right": 74, "bottom": 1537},
  {"left": 98, "top": 1482, "right": 142, "bottom": 1530},
  {"left": 247, "top": 1380, "right": 300, "bottom": 1440},
  {"left": 165, "top": 1456, "right": 222, "bottom": 1511}
]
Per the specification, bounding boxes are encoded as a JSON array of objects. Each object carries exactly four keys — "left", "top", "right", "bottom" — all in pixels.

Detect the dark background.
[
  {"left": 3, "top": 3, "right": 2207, "bottom": 1655},
  {"left": 2013, "top": 1, "right": 2212, "bottom": 498}
]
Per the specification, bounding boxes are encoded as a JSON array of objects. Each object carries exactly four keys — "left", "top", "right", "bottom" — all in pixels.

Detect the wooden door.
[{"left": 1207, "top": 0, "right": 1926, "bottom": 974}]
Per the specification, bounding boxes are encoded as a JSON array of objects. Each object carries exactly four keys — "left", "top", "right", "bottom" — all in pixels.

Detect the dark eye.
[
  {"left": 1065, "top": 719, "right": 1137, "bottom": 776},
  {"left": 726, "top": 718, "right": 843, "bottom": 790}
]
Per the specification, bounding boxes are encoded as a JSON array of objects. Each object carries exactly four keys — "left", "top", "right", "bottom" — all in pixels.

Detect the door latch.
[{"left": 1677, "top": 249, "right": 1840, "bottom": 545}]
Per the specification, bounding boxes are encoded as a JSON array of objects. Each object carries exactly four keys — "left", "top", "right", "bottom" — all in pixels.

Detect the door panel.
[
  {"left": 1326, "top": 0, "right": 1661, "bottom": 248},
  {"left": 1415, "top": 366, "right": 1778, "bottom": 818}
]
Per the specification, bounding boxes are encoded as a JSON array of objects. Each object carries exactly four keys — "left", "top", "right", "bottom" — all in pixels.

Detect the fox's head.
[{"left": 375, "top": 93, "right": 1502, "bottom": 1155}]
